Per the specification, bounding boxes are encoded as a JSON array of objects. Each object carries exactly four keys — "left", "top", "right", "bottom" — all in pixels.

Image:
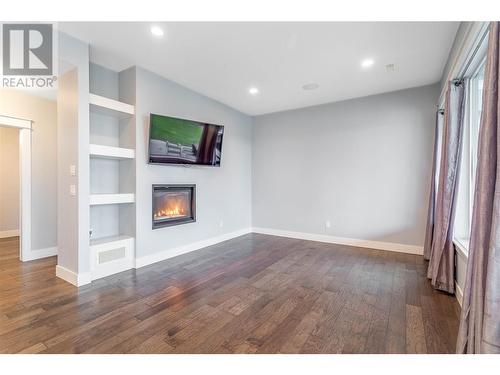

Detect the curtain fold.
[
  {"left": 426, "top": 81, "right": 465, "bottom": 293},
  {"left": 423, "top": 112, "right": 443, "bottom": 261},
  {"left": 457, "top": 21, "right": 500, "bottom": 354}
]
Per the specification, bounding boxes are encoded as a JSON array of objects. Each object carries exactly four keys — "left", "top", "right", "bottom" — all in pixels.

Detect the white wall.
[
  {"left": 0, "top": 90, "right": 57, "bottom": 250},
  {"left": 252, "top": 84, "right": 439, "bottom": 250},
  {"left": 0, "top": 127, "right": 20, "bottom": 235},
  {"left": 133, "top": 67, "right": 253, "bottom": 261}
]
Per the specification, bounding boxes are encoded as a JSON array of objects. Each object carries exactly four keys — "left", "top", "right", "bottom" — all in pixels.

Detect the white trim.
[
  {"left": 22, "top": 246, "right": 58, "bottom": 261},
  {"left": 453, "top": 237, "right": 469, "bottom": 260},
  {"left": 0, "top": 115, "right": 32, "bottom": 129},
  {"left": 0, "top": 229, "right": 20, "bottom": 238},
  {"left": 455, "top": 281, "right": 464, "bottom": 308},
  {"left": 19, "top": 128, "right": 31, "bottom": 261},
  {"left": 251, "top": 227, "right": 424, "bottom": 255},
  {"left": 135, "top": 228, "right": 252, "bottom": 269},
  {"left": 61, "top": 227, "right": 427, "bottom": 286},
  {"left": 135, "top": 227, "right": 423, "bottom": 271},
  {"left": 0, "top": 116, "right": 32, "bottom": 262},
  {"left": 56, "top": 265, "right": 91, "bottom": 287}
]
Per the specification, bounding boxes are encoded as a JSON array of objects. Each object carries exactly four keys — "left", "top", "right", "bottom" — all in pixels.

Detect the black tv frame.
[{"left": 148, "top": 113, "right": 224, "bottom": 167}]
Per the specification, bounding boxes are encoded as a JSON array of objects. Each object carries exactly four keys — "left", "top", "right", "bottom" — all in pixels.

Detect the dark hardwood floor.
[{"left": 0, "top": 233, "right": 460, "bottom": 354}]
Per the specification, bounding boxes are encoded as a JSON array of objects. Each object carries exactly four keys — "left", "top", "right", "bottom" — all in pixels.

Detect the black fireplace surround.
[{"left": 152, "top": 184, "right": 196, "bottom": 229}]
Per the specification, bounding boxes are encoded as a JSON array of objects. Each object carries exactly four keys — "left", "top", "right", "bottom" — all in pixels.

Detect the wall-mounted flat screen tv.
[{"left": 148, "top": 113, "right": 224, "bottom": 166}]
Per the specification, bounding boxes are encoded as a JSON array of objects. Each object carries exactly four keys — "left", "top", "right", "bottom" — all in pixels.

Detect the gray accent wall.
[
  {"left": 134, "top": 67, "right": 252, "bottom": 258},
  {"left": 252, "top": 84, "right": 439, "bottom": 247}
]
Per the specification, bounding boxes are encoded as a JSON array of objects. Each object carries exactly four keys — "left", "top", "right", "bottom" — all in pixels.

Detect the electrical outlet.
[
  {"left": 219, "top": 220, "right": 224, "bottom": 228},
  {"left": 325, "top": 220, "right": 331, "bottom": 229}
]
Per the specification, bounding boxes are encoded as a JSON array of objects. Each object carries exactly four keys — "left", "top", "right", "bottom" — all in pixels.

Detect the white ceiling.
[{"left": 59, "top": 22, "right": 459, "bottom": 116}]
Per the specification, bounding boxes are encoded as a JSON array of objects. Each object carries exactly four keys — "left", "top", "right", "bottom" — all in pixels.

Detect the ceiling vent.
[{"left": 385, "top": 64, "right": 396, "bottom": 72}]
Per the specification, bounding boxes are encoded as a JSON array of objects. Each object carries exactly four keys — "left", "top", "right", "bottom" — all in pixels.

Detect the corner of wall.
[{"left": 57, "top": 31, "right": 90, "bottom": 280}]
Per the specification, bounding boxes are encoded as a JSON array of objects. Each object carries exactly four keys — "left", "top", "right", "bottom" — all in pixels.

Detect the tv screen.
[{"left": 148, "top": 114, "right": 224, "bottom": 166}]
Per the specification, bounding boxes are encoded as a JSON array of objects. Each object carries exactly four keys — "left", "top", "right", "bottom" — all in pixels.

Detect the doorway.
[{"left": 0, "top": 115, "right": 32, "bottom": 261}]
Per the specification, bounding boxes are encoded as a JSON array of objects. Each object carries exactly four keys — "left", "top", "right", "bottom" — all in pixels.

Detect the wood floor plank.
[
  {"left": 406, "top": 304, "right": 428, "bottom": 354},
  {"left": 385, "top": 293, "right": 407, "bottom": 353}
]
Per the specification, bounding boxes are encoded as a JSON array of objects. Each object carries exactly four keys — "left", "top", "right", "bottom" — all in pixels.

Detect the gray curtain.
[
  {"left": 424, "top": 112, "right": 443, "bottom": 261},
  {"left": 457, "top": 21, "right": 500, "bottom": 354},
  {"left": 426, "top": 81, "right": 465, "bottom": 293}
]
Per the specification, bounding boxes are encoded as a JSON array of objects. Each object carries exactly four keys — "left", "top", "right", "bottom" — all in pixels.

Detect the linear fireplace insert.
[{"left": 152, "top": 184, "right": 196, "bottom": 229}]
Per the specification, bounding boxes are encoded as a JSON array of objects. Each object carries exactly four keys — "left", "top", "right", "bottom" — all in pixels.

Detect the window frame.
[
  {"left": 468, "top": 60, "right": 485, "bottom": 222},
  {"left": 452, "top": 54, "right": 486, "bottom": 256}
]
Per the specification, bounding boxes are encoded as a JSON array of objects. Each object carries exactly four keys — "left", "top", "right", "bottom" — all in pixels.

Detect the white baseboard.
[
  {"left": 22, "top": 246, "right": 58, "bottom": 261},
  {"left": 56, "top": 265, "right": 91, "bottom": 287},
  {"left": 251, "top": 227, "right": 424, "bottom": 255},
  {"left": 135, "top": 228, "right": 252, "bottom": 269},
  {"left": 60, "top": 226, "right": 424, "bottom": 287},
  {"left": 0, "top": 229, "right": 20, "bottom": 239},
  {"left": 455, "top": 281, "right": 464, "bottom": 308}
]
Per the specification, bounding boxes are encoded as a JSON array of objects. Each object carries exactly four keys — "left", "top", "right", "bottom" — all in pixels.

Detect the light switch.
[
  {"left": 70, "top": 165, "right": 76, "bottom": 176},
  {"left": 70, "top": 184, "right": 76, "bottom": 196}
]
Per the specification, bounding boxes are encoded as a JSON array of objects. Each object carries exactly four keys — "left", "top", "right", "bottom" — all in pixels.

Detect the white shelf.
[
  {"left": 90, "top": 234, "right": 134, "bottom": 247},
  {"left": 89, "top": 144, "right": 135, "bottom": 160},
  {"left": 89, "top": 93, "right": 135, "bottom": 117},
  {"left": 89, "top": 193, "right": 135, "bottom": 206}
]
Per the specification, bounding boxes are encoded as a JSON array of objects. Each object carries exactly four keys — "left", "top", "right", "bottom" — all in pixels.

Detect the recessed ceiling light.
[
  {"left": 361, "top": 58, "right": 375, "bottom": 68},
  {"left": 302, "top": 83, "right": 319, "bottom": 90},
  {"left": 249, "top": 87, "right": 259, "bottom": 95},
  {"left": 150, "top": 26, "right": 164, "bottom": 37}
]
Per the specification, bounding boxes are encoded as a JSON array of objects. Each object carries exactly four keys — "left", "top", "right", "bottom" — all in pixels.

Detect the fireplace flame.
[{"left": 154, "top": 195, "right": 189, "bottom": 220}]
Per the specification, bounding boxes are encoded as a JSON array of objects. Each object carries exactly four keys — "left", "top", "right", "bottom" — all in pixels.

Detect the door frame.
[{"left": 0, "top": 115, "right": 32, "bottom": 261}]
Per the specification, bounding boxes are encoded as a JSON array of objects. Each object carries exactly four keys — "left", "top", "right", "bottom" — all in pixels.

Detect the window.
[{"left": 453, "top": 59, "right": 486, "bottom": 253}]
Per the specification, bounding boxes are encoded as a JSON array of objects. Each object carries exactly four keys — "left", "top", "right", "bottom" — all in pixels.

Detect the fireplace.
[{"left": 152, "top": 184, "right": 196, "bottom": 229}]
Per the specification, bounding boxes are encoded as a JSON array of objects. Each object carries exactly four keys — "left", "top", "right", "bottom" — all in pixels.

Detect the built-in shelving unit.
[{"left": 88, "top": 64, "right": 136, "bottom": 282}]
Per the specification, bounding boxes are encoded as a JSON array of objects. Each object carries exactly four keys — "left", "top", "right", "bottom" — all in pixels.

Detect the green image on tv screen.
[
  {"left": 150, "top": 115, "right": 204, "bottom": 147},
  {"left": 149, "top": 113, "right": 224, "bottom": 166}
]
